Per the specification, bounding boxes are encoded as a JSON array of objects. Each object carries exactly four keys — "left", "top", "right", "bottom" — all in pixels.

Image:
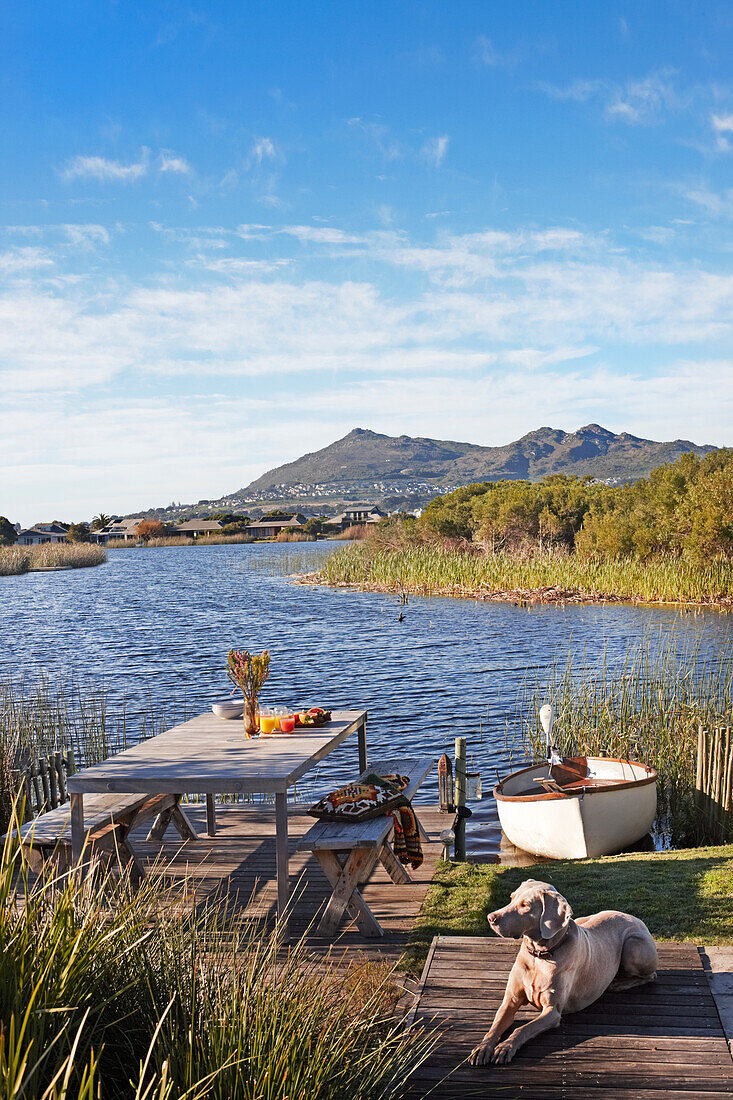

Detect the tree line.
[{"left": 415, "top": 448, "right": 733, "bottom": 562}]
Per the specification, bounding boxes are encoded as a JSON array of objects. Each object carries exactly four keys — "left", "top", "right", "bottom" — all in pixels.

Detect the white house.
[
  {"left": 92, "top": 518, "right": 144, "bottom": 543},
  {"left": 330, "top": 504, "right": 386, "bottom": 531},
  {"left": 16, "top": 522, "right": 69, "bottom": 545}
]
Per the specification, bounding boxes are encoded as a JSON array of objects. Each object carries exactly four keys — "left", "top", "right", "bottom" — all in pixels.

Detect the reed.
[
  {"left": 274, "top": 530, "right": 310, "bottom": 542},
  {"left": 332, "top": 524, "right": 368, "bottom": 541},
  {"left": 107, "top": 534, "right": 255, "bottom": 548},
  {"left": 0, "top": 677, "right": 179, "bottom": 836},
  {"left": 0, "top": 546, "right": 31, "bottom": 575},
  {"left": 0, "top": 543, "right": 106, "bottom": 575},
  {"left": 321, "top": 542, "right": 733, "bottom": 606},
  {"left": 0, "top": 827, "right": 435, "bottom": 1099},
  {"left": 517, "top": 639, "right": 733, "bottom": 846}
]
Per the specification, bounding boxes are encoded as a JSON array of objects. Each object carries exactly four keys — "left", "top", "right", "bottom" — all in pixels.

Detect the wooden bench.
[
  {"left": 5, "top": 792, "right": 196, "bottom": 884},
  {"left": 297, "top": 756, "right": 434, "bottom": 938}
]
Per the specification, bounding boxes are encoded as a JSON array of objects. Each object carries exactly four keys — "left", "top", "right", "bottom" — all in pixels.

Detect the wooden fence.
[{"left": 695, "top": 722, "right": 733, "bottom": 842}]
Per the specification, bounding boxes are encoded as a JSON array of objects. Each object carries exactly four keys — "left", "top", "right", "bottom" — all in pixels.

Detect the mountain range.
[
  {"left": 237, "top": 424, "right": 714, "bottom": 493},
  {"left": 134, "top": 425, "right": 717, "bottom": 520}
]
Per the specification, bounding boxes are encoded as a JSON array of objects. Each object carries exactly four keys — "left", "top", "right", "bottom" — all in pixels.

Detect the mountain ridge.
[
  {"left": 129, "top": 424, "right": 718, "bottom": 520},
  {"left": 237, "top": 423, "right": 715, "bottom": 494}
]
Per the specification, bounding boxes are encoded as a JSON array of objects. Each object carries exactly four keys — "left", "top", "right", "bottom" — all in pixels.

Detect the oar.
[{"left": 540, "top": 704, "right": 562, "bottom": 768}]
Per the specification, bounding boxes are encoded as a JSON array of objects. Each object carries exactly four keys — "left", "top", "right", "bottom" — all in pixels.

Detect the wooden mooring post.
[
  {"left": 454, "top": 737, "right": 466, "bottom": 861},
  {"left": 695, "top": 722, "right": 732, "bottom": 842}
]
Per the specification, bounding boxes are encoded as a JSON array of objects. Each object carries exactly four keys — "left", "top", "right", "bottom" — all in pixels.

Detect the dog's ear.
[{"left": 539, "top": 889, "right": 573, "bottom": 940}]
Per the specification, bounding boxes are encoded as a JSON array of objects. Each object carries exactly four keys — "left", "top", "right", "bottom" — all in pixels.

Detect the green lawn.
[{"left": 404, "top": 845, "right": 733, "bottom": 973}]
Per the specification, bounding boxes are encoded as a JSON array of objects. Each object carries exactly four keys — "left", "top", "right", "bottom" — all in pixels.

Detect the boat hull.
[{"left": 495, "top": 757, "right": 657, "bottom": 860}]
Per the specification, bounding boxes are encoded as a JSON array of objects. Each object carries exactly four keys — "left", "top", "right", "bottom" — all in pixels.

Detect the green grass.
[
  {"left": 405, "top": 845, "right": 733, "bottom": 973},
  {"left": 321, "top": 542, "right": 733, "bottom": 606}
]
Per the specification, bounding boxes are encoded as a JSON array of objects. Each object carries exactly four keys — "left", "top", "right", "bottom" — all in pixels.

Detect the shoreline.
[{"left": 292, "top": 571, "right": 733, "bottom": 610}]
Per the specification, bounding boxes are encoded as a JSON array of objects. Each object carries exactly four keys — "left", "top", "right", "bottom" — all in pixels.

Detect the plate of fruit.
[{"left": 294, "top": 708, "right": 332, "bottom": 728}]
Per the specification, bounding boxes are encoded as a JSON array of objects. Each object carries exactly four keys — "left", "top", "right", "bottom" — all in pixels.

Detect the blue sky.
[{"left": 2, "top": 1, "right": 733, "bottom": 524}]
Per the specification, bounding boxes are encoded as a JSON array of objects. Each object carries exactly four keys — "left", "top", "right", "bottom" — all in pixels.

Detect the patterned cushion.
[{"left": 308, "top": 773, "right": 409, "bottom": 822}]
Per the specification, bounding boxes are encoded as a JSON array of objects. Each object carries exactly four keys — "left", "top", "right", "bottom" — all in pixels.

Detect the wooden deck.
[
  {"left": 408, "top": 936, "right": 733, "bottom": 1098},
  {"left": 129, "top": 802, "right": 445, "bottom": 962}
]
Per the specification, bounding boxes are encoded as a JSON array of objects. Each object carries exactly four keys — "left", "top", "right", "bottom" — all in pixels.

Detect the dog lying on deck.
[{"left": 469, "top": 879, "right": 658, "bottom": 1067}]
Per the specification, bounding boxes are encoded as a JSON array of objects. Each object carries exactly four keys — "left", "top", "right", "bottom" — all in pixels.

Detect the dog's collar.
[{"left": 523, "top": 923, "right": 571, "bottom": 958}]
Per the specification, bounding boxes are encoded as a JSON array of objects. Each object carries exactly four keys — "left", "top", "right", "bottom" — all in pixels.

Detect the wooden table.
[{"left": 67, "top": 709, "right": 367, "bottom": 917}]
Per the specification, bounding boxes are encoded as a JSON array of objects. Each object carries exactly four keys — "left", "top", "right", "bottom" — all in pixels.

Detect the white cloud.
[
  {"left": 3, "top": 218, "right": 733, "bottom": 522},
  {"left": 248, "top": 137, "right": 279, "bottom": 167},
  {"left": 421, "top": 135, "right": 449, "bottom": 167},
  {"left": 159, "top": 150, "right": 192, "bottom": 174},
  {"left": 475, "top": 35, "right": 502, "bottom": 66},
  {"left": 711, "top": 113, "right": 733, "bottom": 152},
  {"left": 279, "top": 225, "right": 366, "bottom": 245},
  {"left": 605, "top": 71, "right": 680, "bottom": 124},
  {"left": 348, "top": 118, "right": 403, "bottom": 161},
  {"left": 540, "top": 70, "right": 682, "bottom": 125},
  {"left": 685, "top": 187, "right": 733, "bottom": 217},
  {"left": 62, "top": 151, "right": 150, "bottom": 182},
  {"left": 0, "top": 247, "right": 54, "bottom": 274},
  {"left": 61, "top": 224, "right": 111, "bottom": 248},
  {"left": 537, "top": 79, "right": 603, "bottom": 103}
]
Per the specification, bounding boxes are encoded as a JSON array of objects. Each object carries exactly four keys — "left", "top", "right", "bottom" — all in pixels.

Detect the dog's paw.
[
  {"left": 490, "top": 1039, "right": 516, "bottom": 1064},
  {"left": 468, "top": 1041, "right": 494, "bottom": 1067}
]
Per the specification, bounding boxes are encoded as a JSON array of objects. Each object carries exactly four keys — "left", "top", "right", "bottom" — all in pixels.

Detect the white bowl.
[{"left": 212, "top": 701, "right": 244, "bottom": 719}]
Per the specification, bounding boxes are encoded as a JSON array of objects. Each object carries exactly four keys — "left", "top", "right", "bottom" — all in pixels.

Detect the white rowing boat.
[{"left": 494, "top": 706, "right": 657, "bottom": 860}]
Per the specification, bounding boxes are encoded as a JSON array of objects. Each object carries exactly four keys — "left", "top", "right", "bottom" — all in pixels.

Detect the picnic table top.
[{"left": 67, "top": 709, "right": 367, "bottom": 796}]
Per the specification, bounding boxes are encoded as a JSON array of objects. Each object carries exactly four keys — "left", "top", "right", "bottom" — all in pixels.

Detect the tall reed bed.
[
  {"left": 274, "top": 530, "right": 310, "bottom": 542},
  {"left": 321, "top": 542, "right": 733, "bottom": 606},
  {"left": 106, "top": 535, "right": 256, "bottom": 548},
  {"left": 516, "top": 639, "right": 733, "bottom": 846},
  {"left": 0, "top": 829, "right": 435, "bottom": 1099},
  {"left": 0, "top": 544, "right": 106, "bottom": 575},
  {"left": 0, "top": 678, "right": 177, "bottom": 835}
]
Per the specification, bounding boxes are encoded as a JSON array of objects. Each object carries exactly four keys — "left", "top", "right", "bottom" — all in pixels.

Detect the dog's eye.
[{"left": 518, "top": 903, "right": 530, "bottom": 912}]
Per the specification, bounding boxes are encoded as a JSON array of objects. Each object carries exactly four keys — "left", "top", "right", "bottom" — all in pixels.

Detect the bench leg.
[
  {"left": 314, "top": 847, "right": 383, "bottom": 938},
  {"left": 170, "top": 800, "right": 198, "bottom": 841},
  {"left": 417, "top": 815, "right": 430, "bottom": 844},
  {"left": 147, "top": 808, "right": 173, "bottom": 842},
  {"left": 275, "top": 791, "right": 290, "bottom": 923},
  {"left": 117, "top": 837, "right": 145, "bottom": 887},
  {"left": 379, "top": 842, "right": 412, "bottom": 885},
  {"left": 70, "top": 792, "right": 86, "bottom": 878},
  {"left": 206, "top": 793, "right": 216, "bottom": 837}
]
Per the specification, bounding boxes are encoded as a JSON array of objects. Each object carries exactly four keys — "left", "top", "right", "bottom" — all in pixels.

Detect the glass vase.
[{"left": 243, "top": 696, "right": 259, "bottom": 738}]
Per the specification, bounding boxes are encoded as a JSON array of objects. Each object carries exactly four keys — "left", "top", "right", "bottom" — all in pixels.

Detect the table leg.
[
  {"left": 275, "top": 791, "right": 289, "bottom": 922},
  {"left": 70, "top": 792, "right": 85, "bottom": 873},
  {"left": 206, "top": 793, "right": 216, "bottom": 837},
  {"left": 358, "top": 714, "right": 368, "bottom": 774}
]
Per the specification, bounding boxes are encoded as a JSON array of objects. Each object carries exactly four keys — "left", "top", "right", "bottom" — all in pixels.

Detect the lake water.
[{"left": 3, "top": 542, "right": 732, "bottom": 855}]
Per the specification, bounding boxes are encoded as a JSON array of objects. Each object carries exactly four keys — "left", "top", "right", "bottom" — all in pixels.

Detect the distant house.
[
  {"left": 16, "top": 522, "right": 69, "bottom": 545},
  {"left": 92, "top": 518, "right": 144, "bottom": 544},
  {"left": 174, "top": 520, "right": 225, "bottom": 538},
  {"left": 247, "top": 515, "right": 306, "bottom": 539},
  {"left": 331, "top": 504, "right": 386, "bottom": 531}
]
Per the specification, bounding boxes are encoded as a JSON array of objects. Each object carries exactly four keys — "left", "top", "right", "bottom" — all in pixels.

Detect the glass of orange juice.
[{"left": 259, "top": 707, "right": 277, "bottom": 735}]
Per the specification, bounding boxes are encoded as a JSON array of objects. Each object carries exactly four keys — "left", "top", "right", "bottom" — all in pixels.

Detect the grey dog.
[{"left": 469, "top": 879, "right": 658, "bottom": 1066}]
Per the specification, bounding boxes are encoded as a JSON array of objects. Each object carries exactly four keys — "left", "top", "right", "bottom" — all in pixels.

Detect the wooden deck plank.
[
  {"left": 409, "top": 934, "right": 733, "bottom": 1098},
  {"left": 125, "top": 802, "right": 446, "bottom": 964}
]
